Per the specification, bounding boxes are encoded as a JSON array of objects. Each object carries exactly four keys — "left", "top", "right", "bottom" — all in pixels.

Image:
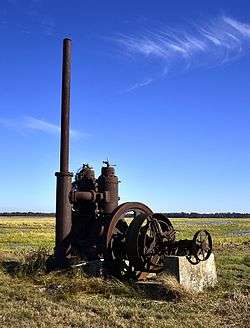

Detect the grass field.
[{"left": 0, "top": 216, "right": 249, "bottom": 328}]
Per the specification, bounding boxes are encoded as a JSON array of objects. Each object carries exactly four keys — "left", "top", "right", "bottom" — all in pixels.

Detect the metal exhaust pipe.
[{"left": 55, "top": 38, "right": 73, "bottom": 265}]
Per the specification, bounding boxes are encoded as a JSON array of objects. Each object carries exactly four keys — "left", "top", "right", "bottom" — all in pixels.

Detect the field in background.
[{"left": 0, "top": 217, "right": 249, "bottom": 327}]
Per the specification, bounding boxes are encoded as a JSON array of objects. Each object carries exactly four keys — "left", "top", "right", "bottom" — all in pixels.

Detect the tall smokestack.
[{"left": 55, "top": 38, "right": 73, "bottom": 265}]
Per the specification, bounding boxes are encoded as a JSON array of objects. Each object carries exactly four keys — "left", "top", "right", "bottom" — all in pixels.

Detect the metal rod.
[
  {"left": 55, "top": 38, "right": 73, "bottom": 266},
  {"left": 60, "top": 38, "right": 71, "bottom": 173}
]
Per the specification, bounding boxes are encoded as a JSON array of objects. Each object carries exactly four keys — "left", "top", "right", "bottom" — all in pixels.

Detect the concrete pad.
[{"left": 163, "top": 253, "right": 217, "bottom": 292}]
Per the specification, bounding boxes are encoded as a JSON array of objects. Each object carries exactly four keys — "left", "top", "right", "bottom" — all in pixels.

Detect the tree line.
[
  {"left": 0, "top": 212, "right": 55, "bottom": 217},
  {"left": 164, "top": 212, "right": 250, "bottom": 218},
  {"left": 0, "top": 212, "right": 249, "bottom": 218}
]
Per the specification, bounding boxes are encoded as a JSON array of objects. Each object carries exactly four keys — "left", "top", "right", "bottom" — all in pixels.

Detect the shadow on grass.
[
  {"left": 1, "top": 248, "right": 49, "bottom": 277},
  {"left": 0, "top": 249, "right": 192, "bottom": 302}
]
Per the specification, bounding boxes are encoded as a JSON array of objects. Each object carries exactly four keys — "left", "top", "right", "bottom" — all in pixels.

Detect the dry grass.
[{"left": 0, "top": 217, "right": 249, "bottom": 327}]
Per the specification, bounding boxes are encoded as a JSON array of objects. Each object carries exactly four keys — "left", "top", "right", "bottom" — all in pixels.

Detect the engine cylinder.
[
  {"left": 97, "top": 164, "right": 119, "bottom": 214},
  {"left": 75, "top": 164, "right": 96, "bottom": 192},
  {"left": 71, "top": 164, "right": 98, "bottom": 259}
]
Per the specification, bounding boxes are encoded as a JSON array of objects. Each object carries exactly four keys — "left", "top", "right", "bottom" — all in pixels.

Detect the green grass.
[
  {"left": 0, "top": 216, "right": 249, "bottom": 328},
  {"left": 0, "top": 217, "right": 54, "bottom": 253}
]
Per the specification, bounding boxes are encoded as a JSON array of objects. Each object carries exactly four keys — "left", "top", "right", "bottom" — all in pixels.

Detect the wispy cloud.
[
  {"left": 122, "top": 78, "right": 153, "bottom": 93},
  {"left": 3, "top": 0, "right": 57, "bottom": 38},
  {"left": 0, "top": 116, "right": 90, "bottom": 140},
  {"left": 114, "top": 15, "right": 250, "bottom": 84}
]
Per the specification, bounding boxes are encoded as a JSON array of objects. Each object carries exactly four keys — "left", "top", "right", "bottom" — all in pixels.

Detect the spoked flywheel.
[
  {"left": 186, "top": 230, "right": 212, "bottom": 265},
  {"left": 105, "top": 202, "right": 153, "bottom": 279},
  {"left": 126, "top": 213, "right": 176, "bottom": 274}
]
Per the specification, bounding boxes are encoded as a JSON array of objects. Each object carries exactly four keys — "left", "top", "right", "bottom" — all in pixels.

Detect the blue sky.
[{"left": 1, "top": 0, "right": 250, "bottom": 212}]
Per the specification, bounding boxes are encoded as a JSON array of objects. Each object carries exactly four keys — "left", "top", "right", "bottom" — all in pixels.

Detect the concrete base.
[{"left": 163, "top": 253, "right": 217, "bottom": 292}]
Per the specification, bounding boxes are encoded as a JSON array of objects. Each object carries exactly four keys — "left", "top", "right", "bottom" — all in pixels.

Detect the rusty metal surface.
[
  {"left": 104, "top": 202, "right": 153, "bottom": 279},
  {"left": 97, "top": 161, "right": 119, "bottom": 214},
  {"left": 59, "top": 38, "right": 72, "bottom": 173},
  {"left": 52, "top": 38, "right": 213, "bottom": 276},
  {"left": 55, "top": 38, "right": 73, "bottom": 265},
  {"left": 126, "top": 213, "right": 175, "bottom": 272},
  {"left": 106, "top": 202, "right": 153, "bottom": 248},
  {"left": 55, "top": 172, "right": 73, "bottom": 263},
  {"left": 70, "top": 190, "right": 97, "bottom": 203},
  {"left": 186, "top": 230, "right": 212, "bottom": 264},
  {"left": 125, "top": 212, "right": 213, "bottom": 273},
  {"left": 70, "top": 163, "right": 97, "bottom": 260}
]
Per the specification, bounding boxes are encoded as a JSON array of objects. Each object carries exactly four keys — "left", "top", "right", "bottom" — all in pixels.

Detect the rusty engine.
[
  {"left": 54, "top": 38, "right": 212, "bottom": 280},
  {"left": 67, "top": 162, "right": 213, "bottom": 279}
]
